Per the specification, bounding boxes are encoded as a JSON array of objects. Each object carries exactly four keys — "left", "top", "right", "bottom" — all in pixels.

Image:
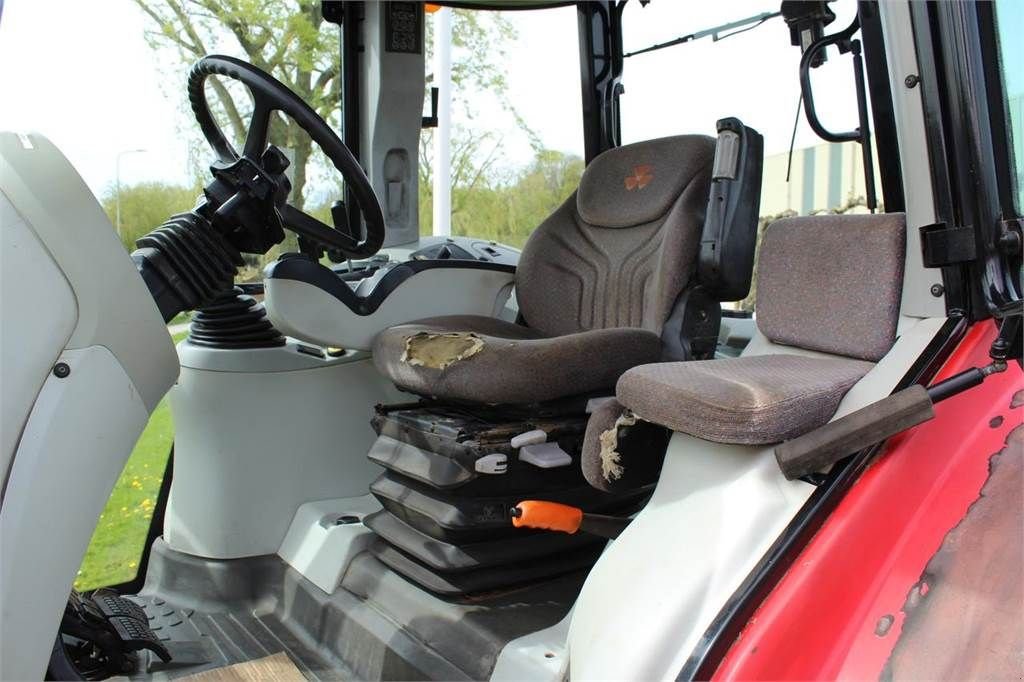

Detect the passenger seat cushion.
[
  {"left": 373, "top": 316, "right": 662, "bottom": 405},
  {"left": 616, "top": 355, "right": 874, "bottom": 445},
  {"left": 756, "top": 213, "right": 906, "bottom": 361}
]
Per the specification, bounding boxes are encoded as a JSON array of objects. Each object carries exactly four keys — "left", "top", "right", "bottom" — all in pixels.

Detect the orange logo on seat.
[{"left": 624, "top": 165, "right": 654, "bottom": 191}]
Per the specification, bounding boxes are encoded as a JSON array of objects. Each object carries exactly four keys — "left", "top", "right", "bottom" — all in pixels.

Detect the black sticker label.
[{"left": 385, "top": 2, "right": 422, "bottom": 54}]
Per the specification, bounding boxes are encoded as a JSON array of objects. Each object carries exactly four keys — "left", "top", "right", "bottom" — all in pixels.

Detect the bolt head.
[{"left": 930, "top": 283, "right": 945, "bottom": 297}]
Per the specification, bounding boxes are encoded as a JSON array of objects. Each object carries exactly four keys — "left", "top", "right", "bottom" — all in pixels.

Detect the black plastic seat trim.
[{"left": 265, "top": 254, "right": 516, "bottom": 317}]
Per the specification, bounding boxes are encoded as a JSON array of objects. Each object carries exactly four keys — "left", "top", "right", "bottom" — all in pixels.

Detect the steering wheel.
[{"left": 187, "top": 54, "right": 385, "bottom": 258}]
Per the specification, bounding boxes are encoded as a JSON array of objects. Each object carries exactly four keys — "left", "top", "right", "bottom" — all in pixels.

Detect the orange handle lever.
[{"left": 511, "top": 500, "right": 584, "bottom": 534}]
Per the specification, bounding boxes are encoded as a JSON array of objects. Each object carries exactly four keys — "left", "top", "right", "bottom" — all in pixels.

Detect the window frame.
[{"left": 978, "top": 1, "right": 1023, "bottom": 221}]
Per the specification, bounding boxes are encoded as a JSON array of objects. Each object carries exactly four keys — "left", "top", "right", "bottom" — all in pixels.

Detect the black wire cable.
[{"left": 786, "top": 92, "right": 803, "bottom": 183}]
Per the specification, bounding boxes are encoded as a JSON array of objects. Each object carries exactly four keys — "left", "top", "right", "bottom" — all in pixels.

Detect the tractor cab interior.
[{"left": 2, "top": 0, "right": 1020, "bottom": 680}]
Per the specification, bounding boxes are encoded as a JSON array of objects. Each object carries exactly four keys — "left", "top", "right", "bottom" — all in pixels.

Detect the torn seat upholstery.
[
  {"left": 583, "top": 213, "right": 906, "bottom": 488},
  {"left": 376, "top": 316, "right": 661, "bottom": 404},
  {"left": 373, "top": 135, "right": 716, "bottom": 404}
]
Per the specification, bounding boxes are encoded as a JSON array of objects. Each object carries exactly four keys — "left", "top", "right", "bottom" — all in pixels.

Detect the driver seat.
[{"left": 373, "top": 135, "right": 716, "bottom": 404}]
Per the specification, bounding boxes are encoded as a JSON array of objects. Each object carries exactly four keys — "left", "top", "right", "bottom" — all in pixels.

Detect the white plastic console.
[{"left": 264, "top": 254, "right": 516, "bottom": 351}]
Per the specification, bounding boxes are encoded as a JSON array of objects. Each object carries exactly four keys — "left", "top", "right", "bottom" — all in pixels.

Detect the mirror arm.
[{"left": 799, "top": 15, "right": 877, "bottom": 211}]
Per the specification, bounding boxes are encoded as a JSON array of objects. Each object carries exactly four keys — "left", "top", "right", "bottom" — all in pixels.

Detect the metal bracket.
[{"left": 919, "top": 221, "right": 977, "bottom": 268}]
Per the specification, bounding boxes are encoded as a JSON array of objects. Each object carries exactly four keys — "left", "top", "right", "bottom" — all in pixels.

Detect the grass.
[
  {"left": 74, "top": 329, "right": 188, "bottom": 591},
  {"left": 168, "top": 311, "right": 192, "bottom": 326}
]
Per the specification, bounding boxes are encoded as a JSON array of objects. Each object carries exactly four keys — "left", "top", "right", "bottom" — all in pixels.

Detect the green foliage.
[
  {"left": 133, "top": 0, "right": 340, "bottom": 206},
  {"left": 100, "top": 181, "right": 203, "bottom": 252},
  {"left": 133, "top": 2, "right": 525, "bottom": 212},
  {"left": 420, "top": 147, "right": 584, "bottom": 248},
  {"left": 110, "top": 144, "right": 582, "bottom": 279},
  {"left": 75, "top": 398, "right": 171, "bottom": 591},
  {"left": 424, "top": 9, "right": 535, "bottom": 145},
  {"left": 418, "top": 11, "right": 542, "bottom": 211}
]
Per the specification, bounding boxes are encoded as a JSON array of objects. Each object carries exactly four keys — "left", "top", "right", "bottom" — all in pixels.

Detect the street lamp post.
[
  {"left": 432, "top": 7, "right": 452, "bottom": 237},
  {"left": 115, "top": 148, "right": 147, "bottom": 238}
]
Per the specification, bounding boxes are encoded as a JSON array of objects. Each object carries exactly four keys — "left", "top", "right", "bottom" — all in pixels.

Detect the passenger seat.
[{"left": 583, "top": 213, "right": 906, "bottom": 490}]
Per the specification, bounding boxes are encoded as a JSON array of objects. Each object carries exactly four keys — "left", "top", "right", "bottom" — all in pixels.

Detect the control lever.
[{"left": 511, "top": 500, "right": 630, "bottom": 539}]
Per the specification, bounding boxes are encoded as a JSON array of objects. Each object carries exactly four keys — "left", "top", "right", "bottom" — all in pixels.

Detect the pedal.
[
  {"left": 90, "top": 591, "right": 172, "bottom": 663},
  {"left": 55, "top": 590, "right": 173, "bottom": 678},
  {"left": 92, "top": 590, "right": 149, "bottom": 624},
  {"left": 110, "top": 614, "right": 172, "bottom": 662}
]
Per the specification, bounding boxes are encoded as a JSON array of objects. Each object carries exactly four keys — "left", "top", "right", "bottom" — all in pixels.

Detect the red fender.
[{"left": 713, "top": 320, "right": 1023, "bottom": 680}]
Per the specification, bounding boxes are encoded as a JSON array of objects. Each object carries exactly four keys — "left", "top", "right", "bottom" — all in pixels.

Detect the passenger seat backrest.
[
  {"left": 756, "top": 213, "right": 907, "bottom": 361},
  {"left": 515, "top": 135, "right": 716, "bottom": 337}
]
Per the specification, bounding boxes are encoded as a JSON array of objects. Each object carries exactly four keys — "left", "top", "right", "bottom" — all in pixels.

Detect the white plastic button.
[
  {"left": 475, "top": 453, "right": 508, "bottom": 474},
  {"left": 511, "top": 429, "right": 547, "bottom": 449},
  {"left": 519, "top": 442, "right": 573, "bottom": 469}
]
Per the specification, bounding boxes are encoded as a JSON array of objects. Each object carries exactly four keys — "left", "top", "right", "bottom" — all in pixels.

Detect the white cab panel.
[
  {"left": 0, "top": 194, "right": 77, "bottom": 482},
  {"left": 568, "top": 316, "right": 948, "bottom": 680},
  {"left": 0, "top": 133, "right": 178, "bottom": 680},
  {"left": 165, "top": 343, "right": 404, "bottom": 559},
  {"left": 277, "top": 495, "right": 381, "bottom": 594},
  {"left": 0, "top": 347, "right": 151, "bottom": 681},
  {"left": 0, "top": 133, "right": 178, "bottom": 411},
  {"left": 878, "top": 1, "right": 946, "bottom": 319},
  {"left": 568, "top": 434, "right": 814, "bottom": 681}
]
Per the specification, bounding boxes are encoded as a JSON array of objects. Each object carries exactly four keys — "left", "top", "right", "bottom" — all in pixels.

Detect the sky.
[
  {"left": 0, "top": 0, "right": 195, "bottom": 196},
  {"left": 0, "top": 0, "right": 864, "bottom": 200},
  {"left": 493, "top": 0, "right": 862, "bottom": 162}
]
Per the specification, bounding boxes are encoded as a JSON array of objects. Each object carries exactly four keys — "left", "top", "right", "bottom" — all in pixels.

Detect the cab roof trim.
[{"left": 430, "top": 0, "right": 575, "bottom": 10}]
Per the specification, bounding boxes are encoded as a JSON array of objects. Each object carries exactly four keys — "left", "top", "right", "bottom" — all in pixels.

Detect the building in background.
[{"left": 761, "top": 140, "right": 882, "bottom": 217}]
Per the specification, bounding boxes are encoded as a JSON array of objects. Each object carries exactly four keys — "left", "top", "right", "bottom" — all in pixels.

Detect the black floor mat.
[
  {"left": 128, "top": 538, "right": 583, "bottom": 681},
  {"left": 127, "top": 594, "right": 345, "bottom": 680}
]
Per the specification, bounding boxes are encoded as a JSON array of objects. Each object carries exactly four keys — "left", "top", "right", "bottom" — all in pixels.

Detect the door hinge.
[
  {"left": 919, "top": 222, "right": 977, "bottom": 268},
  {"left": 997, "top": 217, "right": 1022, "bottom": 256}
]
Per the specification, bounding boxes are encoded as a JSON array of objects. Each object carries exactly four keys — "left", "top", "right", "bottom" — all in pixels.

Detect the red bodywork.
[{"left": 713, "top": 321, "right": 1023, "bottom": 680}]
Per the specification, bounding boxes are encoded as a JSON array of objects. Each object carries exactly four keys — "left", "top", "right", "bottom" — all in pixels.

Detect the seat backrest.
[
  {"left": 755, "top": 213, "right": 907, "bottom": 361},
  {"left": 515, "top": 135, "right": 715, "bottom": 337}
]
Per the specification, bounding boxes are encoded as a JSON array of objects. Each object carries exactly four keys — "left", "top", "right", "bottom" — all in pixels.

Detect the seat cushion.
[
  {"left": 373, "top": 315, "right": 662, "bottom": 404},
  {"left": 756, "top": 213, "right": 906, "bottom": 361},
  {"left": 616, "top": 354, "right": 874, "bottom": 445}
]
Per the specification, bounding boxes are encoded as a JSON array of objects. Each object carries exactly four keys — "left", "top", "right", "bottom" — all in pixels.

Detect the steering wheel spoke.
[
  {"left": 242, "top": 98, "right": 273, "bottom": 159},
  {"left": 281, "top": 204, "right": 359, "bottom": 252}
]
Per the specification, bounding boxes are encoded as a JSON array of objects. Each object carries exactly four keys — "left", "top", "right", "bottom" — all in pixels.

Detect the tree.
[
  {"left": 419, "top": 148, "right": 583, "bottom": 248},
  {"left": 100, "top": 181, "right": 204, "bottom": 252},
  {"left": 133, "top": 2, "right": 552, "bottom": 265},
  {"left": 418, "top": 9, "right": 540, "bottom": 234},
  {"left": 134, "top": 2, "right": 531, "bottom": 218},
  {"left": 133, "top": 0, "right": 340, "bottom": 209}
]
